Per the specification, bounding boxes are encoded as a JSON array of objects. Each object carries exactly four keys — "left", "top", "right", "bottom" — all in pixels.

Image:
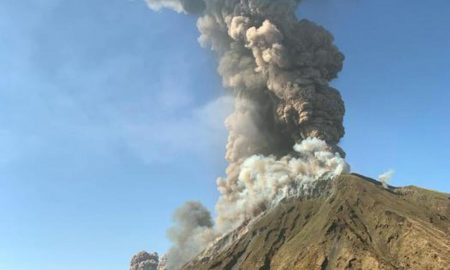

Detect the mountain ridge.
[{"left": 181, "top": 174, "right": 450, "bottom": 270}]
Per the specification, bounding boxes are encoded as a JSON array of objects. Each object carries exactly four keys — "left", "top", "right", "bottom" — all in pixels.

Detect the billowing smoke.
[
  {"left": 130, "top": 251, "right": 159, "bottom": 270},
  {"left": 378, "top": 169, "right": 395, "bottom": 188},
  {"left": 164, "top": 201, "right": 216, "bottom": 270},
  {"left": 137, "top": 0, "right": 350, "bottom": 269},
  {"left": 216, "top": 138, "right": 349, "bottom": 232}
]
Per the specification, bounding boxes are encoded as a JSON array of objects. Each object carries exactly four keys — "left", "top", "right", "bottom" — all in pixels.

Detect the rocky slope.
[{"left": 182, "top": 174, "right": 450, "bottom": 270}]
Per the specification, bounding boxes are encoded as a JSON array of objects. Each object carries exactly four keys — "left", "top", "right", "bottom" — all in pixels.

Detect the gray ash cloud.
[{"left": 135, "top": 1, "right": 349, "bottom": 269}]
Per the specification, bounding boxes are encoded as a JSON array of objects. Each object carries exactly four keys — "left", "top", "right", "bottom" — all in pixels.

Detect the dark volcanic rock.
[{"left": 182, "top": 174, "right": 450, "bottom": 270}]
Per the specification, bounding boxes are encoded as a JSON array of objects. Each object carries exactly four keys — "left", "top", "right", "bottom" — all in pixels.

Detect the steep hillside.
[{"left": 182, "top": 174, "right": 450, "bottom": 270}]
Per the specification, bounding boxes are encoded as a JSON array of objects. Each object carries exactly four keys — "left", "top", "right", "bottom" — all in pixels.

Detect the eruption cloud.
[
  {"left": 165, "top": 202, "right": 216, "bottom": 270},
  {"left": 138, "top": 0, "right": 350, "bottom": 269},
  {"left": 216, "top": 138, "right": 349, "bottom": 232},
  {"left": 130, "top": 251, "right": 159, "bottom": 270},
  {"left": 378, "top": 169, "right": 395, "bottom": 188}
]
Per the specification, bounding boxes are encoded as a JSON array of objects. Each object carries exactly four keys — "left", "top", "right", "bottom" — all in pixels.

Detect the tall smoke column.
[{"left": 143, "top": 0, "right": 349, "bottom": 269}]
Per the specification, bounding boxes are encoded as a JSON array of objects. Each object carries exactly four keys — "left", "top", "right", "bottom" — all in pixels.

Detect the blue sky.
[{"left": 0, "top": 0, "right": 449, "bottom": 269}]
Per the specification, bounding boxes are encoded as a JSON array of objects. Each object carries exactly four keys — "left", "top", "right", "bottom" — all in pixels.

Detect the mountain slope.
[{"left": 182, "top": 174, "right": 450, "bottom": 270}]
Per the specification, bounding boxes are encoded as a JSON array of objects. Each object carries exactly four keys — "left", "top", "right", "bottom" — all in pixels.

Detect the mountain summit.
[{"left": 180, "top": 174, "right": 450, "bottom": 270}]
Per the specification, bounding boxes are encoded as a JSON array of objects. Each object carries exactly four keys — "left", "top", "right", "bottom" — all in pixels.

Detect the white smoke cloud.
[
  {"left": 378, "top": 169, "right": 395, "bottom": 188},
  {"left": 216, "top": 138, "right": 349, "bottom": 232}
]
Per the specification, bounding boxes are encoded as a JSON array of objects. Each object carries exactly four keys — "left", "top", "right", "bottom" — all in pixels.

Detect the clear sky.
[{"left": 0, "top": 0, "right": 449, "bottom": 269}]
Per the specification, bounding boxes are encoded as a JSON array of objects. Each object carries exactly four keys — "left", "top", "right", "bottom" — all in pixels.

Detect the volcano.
[{"left": 180, "top": 174, "right": 450, "bottom": 270}]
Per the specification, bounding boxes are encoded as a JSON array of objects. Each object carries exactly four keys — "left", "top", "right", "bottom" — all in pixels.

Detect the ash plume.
[
  {"left": 378, "top": 169, "right": 395, "bottom": 188},
  {"left": 164, "top": 201, "right": 216, "bottom": 270},
  {"left": 216, "top": 138, "right": 349, "bottom": 231},
  {"left": 130, "top": 251, "right": 159, "bottom": 270},
  {"left": 140, "top": 0, "right": 350, "bottom": 269}
]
